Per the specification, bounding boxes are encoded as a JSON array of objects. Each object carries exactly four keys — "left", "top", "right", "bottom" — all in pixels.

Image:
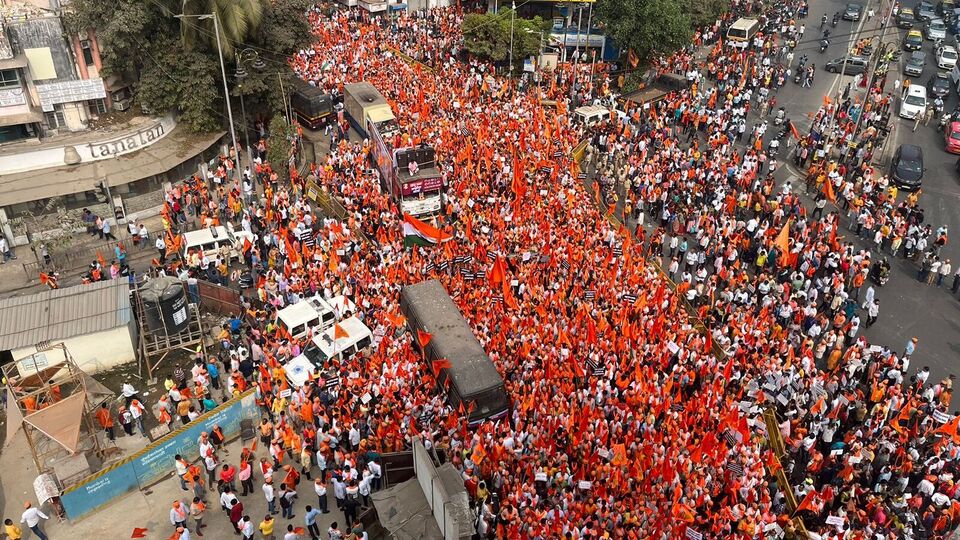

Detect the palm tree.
[{"left": 174, "top": 0, "right": 264, "bottom": 57}]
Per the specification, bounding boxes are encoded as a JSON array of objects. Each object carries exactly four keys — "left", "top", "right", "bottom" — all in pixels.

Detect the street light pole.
[
  {"left": 175, "top": 12, "right": 241, "bottom": 176},
  {"left": 508, "top": 1, "right": 516, "bottom": 75}
]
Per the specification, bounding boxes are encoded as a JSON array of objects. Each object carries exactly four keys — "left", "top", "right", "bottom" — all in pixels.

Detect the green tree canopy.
[
  {"left": 266, "top": 114, "right": 292, "bottom": 176},
  {"left": 462, "top": 10, "right": 550, "bottom": 69},
  {"left": 597, "top": 0, "right": 692, "bottom": 67},
  {"left": 65, "top": 0, "right": 314, "bottom": 133}
]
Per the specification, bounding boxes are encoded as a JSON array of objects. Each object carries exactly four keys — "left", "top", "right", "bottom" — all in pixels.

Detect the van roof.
[
  {"left": 313, "top": 316, "right": 372, "bottom": 354},
  {"left": 575, "top": 105, "right": 609, "bottom": 116},
  {"left": 284, "top": 355, "right": 317, "bottom": 387},
  {"left": 907, "top": 85, "right": 927, "bottom": 96},
  {"left": 730, "top": 17, "right": 759, "bottom": 29},
  {"left": 277, "top": 301, "right": 322, "bottom": 328},
  {"left": 183, "top": 226, "right": 230, "bottom": 247}
]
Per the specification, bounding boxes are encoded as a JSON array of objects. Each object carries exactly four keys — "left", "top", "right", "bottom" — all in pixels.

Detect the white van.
[
  {"left": 574, "top": 105, "right": 612, "bottom": 127},
  {"left": 275, "top": 296, "right": 337, "bottom": 340},
  {"left": 181, "top": 225, "right": 255, "bottom": 263},
  {"left": 727, "top": 17, "right": 760, "bottom": 48},
  {"left": 301, "top": 316, "right": 373, "bottom": 365},
  {"left": 900, "top": 85, "right": 928, "bottom": 119}
]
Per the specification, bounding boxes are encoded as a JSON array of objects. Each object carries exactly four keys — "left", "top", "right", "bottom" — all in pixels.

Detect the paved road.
[{"left": 770, "top": 0, "right": 960, "bottom": 385}]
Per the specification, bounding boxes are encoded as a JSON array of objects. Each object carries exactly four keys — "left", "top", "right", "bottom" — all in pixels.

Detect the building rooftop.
[{"left": 0, "top": 279, "right": 132, "bottom": 351}]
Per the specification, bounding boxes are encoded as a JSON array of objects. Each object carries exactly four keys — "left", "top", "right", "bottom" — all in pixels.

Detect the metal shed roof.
[{"left": 0, "top": 279, "right": 132, "bottom": 351}]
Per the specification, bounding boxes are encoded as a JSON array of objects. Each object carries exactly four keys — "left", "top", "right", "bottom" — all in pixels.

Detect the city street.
[{"left": 769, "top": 0, "right": 960, "bottom": 383}]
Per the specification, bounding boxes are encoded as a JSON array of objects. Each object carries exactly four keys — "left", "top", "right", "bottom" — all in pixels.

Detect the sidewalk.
[
  {"left": 0, "top": 212, "right": 167, "bottom": 297},
  {"left": 0, "top": 427, "right": 381, "bottom": 540}
]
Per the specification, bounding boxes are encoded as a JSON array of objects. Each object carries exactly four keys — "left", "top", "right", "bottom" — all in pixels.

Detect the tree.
[
  {"left": 462, "top": 10, "right": 550, "bottom": 69},
  {"left": 176, "top": 0, "right": 264, "bottom": 58},
  {"left": 686, "top": 0, "right": 729, "bottom": 29},
  {"left": 266, "top": 114, "right": 292, "bottom": 175},
  {"left": 65, "top": 0, "right": 315, "bottom": 132},
  {"left": 596, "top": 0, "right": 692, "bottom": 68}
]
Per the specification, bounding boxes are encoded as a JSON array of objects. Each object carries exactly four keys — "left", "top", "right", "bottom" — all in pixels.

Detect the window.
[
  {"left": 87, "top": 98, "right": 106, "bottom": 116},
  {"left": 44, "top": 104, "right": 65, "bottom": 129},
  {"left": 0, "top": 69, "right": 20, "bottom": 89},
  {"left": 80, "top": 40, "right": 95, "bottom": 66}
]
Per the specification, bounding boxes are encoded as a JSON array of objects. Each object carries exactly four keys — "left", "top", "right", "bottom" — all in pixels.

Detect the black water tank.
[{"left": 139, "top": 277, "right": 191, "bottom": 334}]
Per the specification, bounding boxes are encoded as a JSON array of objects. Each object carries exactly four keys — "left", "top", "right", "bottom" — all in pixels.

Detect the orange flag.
[
  {"left": 489, "top": 256, "right": 506, "bottom": 286},
  {"left": 97, "top": 250, "right": 106, "bottom": 267},
  {"left": 774, "top": 218, "right": 792, "bottom": 255},
  {"left": 796, "top": 490, "right": 820, "bottom": 514},
  {"left": 823, "top": 178, "right": 836, "bottom": 202},
  {"left": 935, "top": 415, "right": 960, "bottom": 441},
  {"left": 333, "top": 324, "right": 349, "bottom": 340},
  {"left": 432, "top": 358, "right": 452, "bottom": 376},
  {"left": 417, "top": 329, "right": 432, "bottom": 347}
]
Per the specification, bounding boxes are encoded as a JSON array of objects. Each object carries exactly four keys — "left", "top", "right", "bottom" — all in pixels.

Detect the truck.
[
  {"left": 400, "top": 279, "right": 510, "bottom": 426},
  {"left": 344, "top": 82, "right": 445, "bottom": 220},
  {"left": 291, "top": 79, "right": 333, "bottom": 130}
]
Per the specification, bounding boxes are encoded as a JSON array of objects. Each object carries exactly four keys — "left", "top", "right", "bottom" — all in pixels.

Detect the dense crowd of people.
[{"left": 122, "top": 1, "right": 960, "bottom": 539}]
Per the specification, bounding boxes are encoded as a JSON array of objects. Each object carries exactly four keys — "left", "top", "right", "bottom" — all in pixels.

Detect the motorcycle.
[
  {"left": 832, "top": 12, "right": 840, "bottom": 26},
  {"left": 820, "top": 38, "right": 829, "bottom": 53},
  {"left": 774, "top": 107, "right": 786, "bottom": 125}
]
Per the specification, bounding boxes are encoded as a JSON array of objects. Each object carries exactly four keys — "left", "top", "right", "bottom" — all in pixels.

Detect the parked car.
[
  {"left": 917, "top": 0, "right": 938, "bottom": 20},
  {"left": 843, "top": 2, "right": 865, "bottom": 19},
  {"left": 937, "top": 45, "right": 959, "bottom": 68},
  {"left": 928, "top": 71, "right": 953, "bottom": 97},
  {"left": 901, "top": 85, "right": 929, "bottom": 118},
  {"left": 926, "top": 17, "right": 948, "bottom": 39},
  {"left": 945, "top": 121, "right": 960, "bottom": 153},
  {"left": 825, "top": 55, "right": 869, "bottom": 74},
  {"left": 898, "top": 7, "right": 917, "bottom": 26},
  {"left": 904, "top": 50, "right": 928, "bottom": 76},
  {"left": 890, "top": 144, "right": 925, "bottom": 189},
  {"left": 905, "top": 29, "right": 925, "bottom": 50}
]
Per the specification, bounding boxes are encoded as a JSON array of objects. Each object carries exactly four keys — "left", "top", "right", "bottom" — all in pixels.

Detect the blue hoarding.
[{"left": 61, "top": 390, "right": 259, "bottom": 519}]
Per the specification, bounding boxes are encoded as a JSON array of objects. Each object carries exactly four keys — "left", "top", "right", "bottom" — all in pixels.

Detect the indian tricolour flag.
[{"left": 403, "top": 213, "right": 452, "bottom": 247}]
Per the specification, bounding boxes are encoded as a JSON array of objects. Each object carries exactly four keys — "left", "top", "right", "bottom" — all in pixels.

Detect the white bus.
[{"left": 727, "top": 18, "right": 760, "bottom": 48}]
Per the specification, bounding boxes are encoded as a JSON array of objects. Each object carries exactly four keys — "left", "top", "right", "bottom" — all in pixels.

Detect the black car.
[
  {"left": 891, "top": 144, "right": 925, "bottom": 189},
  {"left": 939, "top": 0, "right": 956, "bottom": 15},
  {"left": 824, "top": 56, "right": 869, "bottom": 74},
  {"left": 843, "top": 2, "right": 865, "bottom": 19},
  {"left": 898, "top": 8, "right": 917, "bottom": 26},
  {"left": 929, "top": 72, "right": 952, "bottom": 97}
]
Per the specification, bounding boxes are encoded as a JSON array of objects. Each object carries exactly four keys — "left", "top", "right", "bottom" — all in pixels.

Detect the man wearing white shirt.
[
  {"left": 239, "top": 515, "right": 255, "bottom": 539},
  {"left": 20, "top": 502, "right": 48, "bottom": 540}
]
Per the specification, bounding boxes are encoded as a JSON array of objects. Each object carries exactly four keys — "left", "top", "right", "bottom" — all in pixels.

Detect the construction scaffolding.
[
  {"left": 3, "top": 342, "right": 106, "bottom": 476},
  {"left": 132, "top": 279, "right": 207, "bottom": 381}
]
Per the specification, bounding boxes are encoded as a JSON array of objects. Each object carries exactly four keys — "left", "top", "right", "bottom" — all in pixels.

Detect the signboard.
[
  {"left": 400, "top": 176, "right": 443, "bottom": 197},
  {"left": 17, "top": 352, "right": 49, "bottom": 377},
  {"left": 86, "top": 122, "right": 166, "bottom": 159},
  {"left": 0, "top": 88, "right": 27, "bottom": 107},
  {"left": 60, "top": 390, "right": 258, "bottom": 519},
  {"left": 36, "top": 79, "right": 106, "bottom": 112}
]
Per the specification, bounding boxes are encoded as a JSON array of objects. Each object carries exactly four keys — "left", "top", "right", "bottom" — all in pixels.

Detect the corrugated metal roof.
[{"left": 0, "top": 279, "right": 132, "bottom": 351}]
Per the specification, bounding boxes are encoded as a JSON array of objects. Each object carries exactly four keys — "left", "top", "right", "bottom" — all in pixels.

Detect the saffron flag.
[
  {"left": 403, "top": 213, "right": 452, "bottom": 246},
  {"left": 417, "top": 329, "right": 432, "bottom": 348},
  {"left": 432, "top": 358, "right": 452, "bottom": 376},
  {"left": 774, "top": 218, "right": 792, "bottom": 255},
  {"left": 823, "top": 177, "right": 836, "bottom": 202},
  {"left": 333, "top": 324, "right": 349, "bottom": 340}
]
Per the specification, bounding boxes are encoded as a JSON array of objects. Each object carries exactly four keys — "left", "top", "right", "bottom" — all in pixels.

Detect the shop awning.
[
  {"left": 0, "top": 126, "right": 224, "bottom": 207},
  {"left": 0, "top": 54, "right": 29, "bottom": 70},
  {"left": 0, "top": 110, "right": 44, "bottom": 128}
]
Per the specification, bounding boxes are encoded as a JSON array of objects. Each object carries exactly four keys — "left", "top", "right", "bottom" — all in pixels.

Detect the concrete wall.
[
  {"left": 411, "top": 439, "right": 474, "bottom": 540},
  {"left": 12, "top": 324, "right": 136, "bottom": 375},
  {"left": 6, "top": 17, "right": 76, "bottom": 84}
]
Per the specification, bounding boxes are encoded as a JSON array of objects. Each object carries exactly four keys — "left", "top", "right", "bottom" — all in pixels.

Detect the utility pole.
[{"left": 508, "top": 1, "right": 516, "bottom": 75}]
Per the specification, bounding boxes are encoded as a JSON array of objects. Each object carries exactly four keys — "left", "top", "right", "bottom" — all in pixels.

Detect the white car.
[
  {"left": 938, "top": 45, "right": 959, "bottom": 70},
  {"left": 900, "top": 85, "right": 928, "bottom": 119}
]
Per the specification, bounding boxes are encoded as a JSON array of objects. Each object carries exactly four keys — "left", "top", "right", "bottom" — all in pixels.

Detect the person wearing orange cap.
[
  {"left": 169, "top": 499, "right": 188, "bottom": 530},
  {"left": 20, "top": 502, "right": 47, "bottom": 540}
]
